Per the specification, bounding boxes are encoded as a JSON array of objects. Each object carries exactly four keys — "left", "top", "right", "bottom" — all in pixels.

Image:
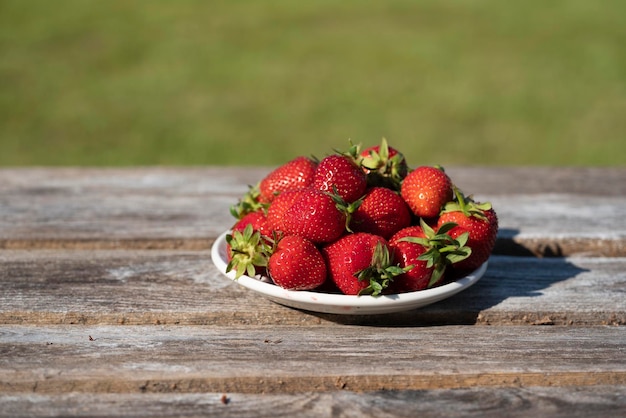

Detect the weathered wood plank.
[
  {"left": 448, "top": 166, "right": 626, "bottom": 196},
  {"left": 1, "top": 251, "right": 624, "bottom": 326},
  {"left": 1, "top": 325, "right": 625, "bottom": 394},
  {"left": 1, "top": 167, "right": 624, "bottom": 196},
  {"left": 1, "top": 168, "right": 625, "bottom": 255},
  {"left": 0, "top": 168, "right": 248, "bottom": 249},
  {"left": 490, "top": 194, "right": 626, "bottom": 257},
  {"left": 2, "top": 167, "right": 623, "bottom": 416},
  {"left": 2, "top": 386, "right": 625, "bottom": 418}
]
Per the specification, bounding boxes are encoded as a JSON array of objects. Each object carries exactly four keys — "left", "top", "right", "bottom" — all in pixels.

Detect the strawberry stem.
[
  {"left": 443, "top": 185, "right": 492, "bottom": 221},
  {"left": 399, "top": 219, "right": 472, "bottom": 288},
  {"left": 230, "top": 183, "right": 265, "bottom": 219},
  {"left": 356, "top": 242, "right": 408, "bottom": 296},
  {"left": 225, "top": 224, "right": 270, "bottom": 279}
]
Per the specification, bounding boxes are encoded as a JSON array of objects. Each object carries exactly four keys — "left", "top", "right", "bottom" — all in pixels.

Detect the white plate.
[{"left": 211, "top": 231, "right": 486, "bottom": 315}]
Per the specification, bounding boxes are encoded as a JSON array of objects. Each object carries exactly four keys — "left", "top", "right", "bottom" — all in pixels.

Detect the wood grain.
[
  {"left": 1, "top": 251, "right": 624, "bottom": 326},
  {"left": 1, "top": 325, "right": 625, "bottom": 394},
  {"left": 1, "top": 167, "right": 625, "bottom": 256},
  {"left": 2, "top": 386, "right": 625, "bottom": 418},
  {"left": 0, "top": 167, "right": 624, "bottom": 415}
]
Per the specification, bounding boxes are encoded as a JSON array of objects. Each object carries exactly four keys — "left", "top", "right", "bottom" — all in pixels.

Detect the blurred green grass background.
[{"left": 1, "top": 0, "right": 625, "bottom": 167}]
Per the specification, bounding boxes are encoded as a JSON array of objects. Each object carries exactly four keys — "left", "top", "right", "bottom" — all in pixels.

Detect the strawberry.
[
  {"left": 349, "top": 187, "right": 411, "bottom": 239},
  {"left": 265, "top": 189, "right": 306, "bottom": 234},
  {"left": 259, "top": 156, "right": 317, "bottom": 203},
  {"left": 358, "top": 138, "right": 408, "bottom": 190},
  {"left": 224, "top": 140, "right": 498, "bottom": 299},
  {"left": 387, "top": 220, "right": 471, "bottom": 293},
  {"left": 313, "top": 154, "right": 367, "bottom": 203},
  {"left": 400, "top": 165, "right": 453, "bottom": 219},
  {"left": 268, "top": 235, "right": 327, "bottom": 290},
  {"left": 282, "top": 188, "right": 347, "bottom": 244},
  {"left": 232, "top": 210, "right": 269, "bottom": 236},
  {"left": 437, "top": 189, "right": 498, "bottom": 272},
  {"left": 322, "top": 232, "right": 405, "bottom": 295}
]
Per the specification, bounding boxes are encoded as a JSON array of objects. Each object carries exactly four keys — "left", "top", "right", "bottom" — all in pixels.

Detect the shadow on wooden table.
[{"left": 310, "top": 228, "right": 590, "bottom": 327}]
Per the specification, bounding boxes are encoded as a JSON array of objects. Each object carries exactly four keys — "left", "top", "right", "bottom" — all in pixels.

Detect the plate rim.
[
  {"left": 211, "top": 230, "right": 486, "bottom": 313},
  {"left": 211, "top": 230, "right": 488, "bottom": 313}
]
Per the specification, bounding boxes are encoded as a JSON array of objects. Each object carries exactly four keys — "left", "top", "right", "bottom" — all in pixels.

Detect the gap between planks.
[{"left": 1, "top": 310, "right": 624, "bottom": 327}]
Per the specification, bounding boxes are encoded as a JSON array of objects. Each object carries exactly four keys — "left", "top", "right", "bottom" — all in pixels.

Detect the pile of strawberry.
[{"left": 226, "top": 139, "right": 498, "bottom": 296}]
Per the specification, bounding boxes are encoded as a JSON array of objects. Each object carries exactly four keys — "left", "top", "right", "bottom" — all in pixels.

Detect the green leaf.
[
  {"left": 398, "top": 236, "right": 430, "bottom": 247},
  {"left": 236, "top": 263, "right": 246, "bottom": 279},
  {"left": 379, "top": 137, "right": 390, "bottom": 160},
  {"left": 447, "top": 249, "right": 472, "bottom": 264},
  {"left": 225, "top": 224, "right": 271, "bottom": 279},
  {"left": 354, "top": 241, "right": 407, "bottom": 296},
  {"left": 456, "top": 232, "right": 470, "bottom": 247},
  {"left": 420, "top": 218, "right": 436, "bottom": 237},
  {"left": 230, "top": 183, "right": 264, "bottom": 219},
  {"left": 436, "top": 222, "right": 458, "bottom": 236},
  {"left": 428, "top": 267, "right": 445, "bottom": 288}
]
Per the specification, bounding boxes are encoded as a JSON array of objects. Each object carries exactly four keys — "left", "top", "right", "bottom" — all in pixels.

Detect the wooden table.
[{"left": 1, "top": 167, "right": 625, "bottom": 417}]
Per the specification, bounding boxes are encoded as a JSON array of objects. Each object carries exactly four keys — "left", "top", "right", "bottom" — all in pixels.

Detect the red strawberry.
[
  {"left": 268, "top": 235, "right": 327, "bottom": 290},
  {"left": 387, "top": 220, "right": 471, "bottom": 293},
  {"left": 232, "top": 210, "right": 269, "bottom": 236},
  {"left": 349, "top": 187, "right": 412, "bottom": 239},
  {"left": 387, "top": 225, "right": 432, "bottom": 293},
  {"left": 282, "top": 188, "right": 347, "bottom": 244},
  {"left": 358, "top": 138, "right": 408, "bottom": 190},
  {"left": 265, "top": 189, "right": 306, "bottom": 234},
  {"left": 313, "top": 154, "right": 367, "bottom": 203},
  {"left": 437, "top": 191, "right": 498, "bottom": 272},
  {"left": 322, "top": 232, "right": 405, "bottom": 295},
  {"left": 401, "top": 166, "right": 453, "bottom": 218},
  {"left": 259, "top": 156, "right": 317, "bottom": 203}
]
